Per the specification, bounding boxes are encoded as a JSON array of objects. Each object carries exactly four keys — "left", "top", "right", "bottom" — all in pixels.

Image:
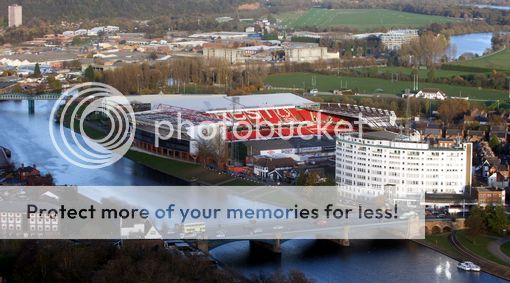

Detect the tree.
[
  {"left": 466, "top": 206, "right": 486, "bottom": 238},
  {"left": 488, "top": 206, "right": 508, "bottom": 236},
  {"left": 267, "top": 14, "right": 277, "bottom": 24},
  {"left": 47, "top": 76, "right": 62, "bottom": 91},
  {"left": 400, "top": 32, "right": 449, "bottom": 67},
  {"left": 195, "top": 128, "right": 227, "bottom": 168},
  {"left": 33, "top": 63, "right": 41, "bottom": 77},
  {"left": 72, "top": 36, "right": 82, "bottom": 45},
  {"left": 427, "top": 68, "right": 436, "bottom": 82},
  {"left": 12, "top": 84, "right": 23, "bottom": 93},
  {"left": 83, "top": 65, "right": 95, "bottom": 82},
  {"left": 437, "top": 99, "right": 470, "bottom": 125},
  {"left": 148, "top": 52, "right": 158, "bottom": 60},
  {"left": 489, "top": 134, "right": 502, "bottom": 155},
  {"left": 296, "top": 172, "right": 321, "bottom": 186}
]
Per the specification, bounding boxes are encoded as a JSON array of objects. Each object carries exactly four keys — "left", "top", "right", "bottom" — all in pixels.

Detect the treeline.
[
  {"left": 492, "top": 32, "right": 510, "bottom": 50},
  {"left": 0, "top": 19, "right": 59, "bottom": 44},
  {"left": 88, "top": 58, "right": 269, "bottom": 95},
  {"left": 399, "top": 32, "right": 450, "bottom": 67},
  {"left": 392, "top": 1, "right": 510, "bottom": 25},
  {"left": 466, "top": 205, "right": 508, "bottom": 237},
  {"left": 0, "top": 240, "right": 314, "bottom": 282},
  {"left": 0, "top": 0, "right": 252, "bottom": 20}
]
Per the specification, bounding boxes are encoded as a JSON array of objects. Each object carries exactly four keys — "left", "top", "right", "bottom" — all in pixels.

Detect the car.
[
  {"left": 215, "top": 231, "right": 226, "bottom": 238},
  {"left": 399, "top": 211, "right": 418, "bottom": 220},
  {"left": 273, "top": 225, "right": 284, "bottom": 230},
  {"left": 309, "top": 89, "right": 319, "bottom": 96}
]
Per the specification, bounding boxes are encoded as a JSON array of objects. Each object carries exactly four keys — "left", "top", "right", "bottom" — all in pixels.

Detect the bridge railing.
[{"left": 0, "top": 93, "right": 62, "bottom": 100}]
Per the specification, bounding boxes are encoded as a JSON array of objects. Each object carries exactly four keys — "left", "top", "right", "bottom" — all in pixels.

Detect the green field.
[
  {"left": 501, "top": 241, "right": 510, "bottom": 257},
  {"left": 456, "top": 230, "right": 509, "bottom": 266},
  {"left": 425, "top": 233, "right": 461, "bottom": 258},
  {"left": 278, "top": 8, "right": 457, "bottom": 31},
  {"left": 453, "top": 48, "right": 510, "bottom": 72},
  {"left": 376, "top": 66, "right": 481, "bottom": 78},
  {"left": 265, "top": 73, "right": 509, "bottom": 100}
]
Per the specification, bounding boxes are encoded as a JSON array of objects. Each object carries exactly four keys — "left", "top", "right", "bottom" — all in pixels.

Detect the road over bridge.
[{"left": 0, "top": 93, "right": 62, "bottom": 113}]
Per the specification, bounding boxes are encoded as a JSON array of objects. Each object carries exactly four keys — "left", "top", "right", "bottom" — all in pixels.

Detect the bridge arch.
[{"left": 431, "top": 226, "right": 442, "bottom": 234}]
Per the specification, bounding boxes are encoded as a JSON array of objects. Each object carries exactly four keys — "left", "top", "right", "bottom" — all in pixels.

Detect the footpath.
[
  {"left": 488, "top": 237, "right": 510, "bottom": 266},
  {"left": 449, "top": 231, "right": 510, "bottom": 280}
]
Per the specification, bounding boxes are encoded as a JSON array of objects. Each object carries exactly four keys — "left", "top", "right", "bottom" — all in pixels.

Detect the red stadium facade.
[{"left": 206, "top": 107, "right": 353, "bottom": 141}]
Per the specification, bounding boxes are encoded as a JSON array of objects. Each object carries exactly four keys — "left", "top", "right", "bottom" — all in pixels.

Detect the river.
[
  {"left": 449, "top": 32, "right": 493, "bottom": 59},
  {"left": 471, "top": 4, "right": 510, "bottom": 11},
  {"left": 0, "top": 100, "right": 505, "bottom": 282}
]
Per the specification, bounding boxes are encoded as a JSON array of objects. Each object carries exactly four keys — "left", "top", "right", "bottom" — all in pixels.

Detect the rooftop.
[
  {"left": 244, "top": 137, "right": 336, "bottom": 152},
  {"left": 126, "top": 93, "right": 314, "bottom": 113}
]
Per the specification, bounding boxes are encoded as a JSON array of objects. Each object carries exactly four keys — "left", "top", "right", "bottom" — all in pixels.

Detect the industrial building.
[{"left": 202, "top": 42, "right": 339, "bottom": 64}]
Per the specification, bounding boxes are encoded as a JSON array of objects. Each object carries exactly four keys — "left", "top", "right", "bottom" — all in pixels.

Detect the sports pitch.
[{"left": 279, "top": 8, "right": 457, "bottom": 31}]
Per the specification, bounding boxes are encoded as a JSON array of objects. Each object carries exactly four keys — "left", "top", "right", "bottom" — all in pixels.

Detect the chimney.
[{"left": 33, "top": 164, "right": 36, "bottom": 169}]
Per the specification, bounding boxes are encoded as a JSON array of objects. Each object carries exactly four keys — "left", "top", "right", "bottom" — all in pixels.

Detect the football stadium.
[{"left": 127, "top": 93, "right": 396, "bottom": 169}]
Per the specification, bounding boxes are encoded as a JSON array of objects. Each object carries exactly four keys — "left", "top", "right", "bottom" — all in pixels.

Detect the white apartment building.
[
  {"left": 380, "top": 29, "right": 418, "bottom": 50},
  {"left": 1, "top": 204, "right": 59, "bottom": 238},
  {"left": 336, "top": 131, "right": 472, "bottom": 200},
  {"left": 8, "top": 4, "right": 22, "bottom": 27}
]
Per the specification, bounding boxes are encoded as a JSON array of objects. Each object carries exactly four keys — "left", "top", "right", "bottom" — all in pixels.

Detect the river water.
[
  {"left": 449, "top": 32, "right": 493, "bottom": 59},
  {"left": 0, "top": 100, "right": 505, "bottom": 282},
  {"left": 472, "top": 4, "right": 510, "bottom": 11}
]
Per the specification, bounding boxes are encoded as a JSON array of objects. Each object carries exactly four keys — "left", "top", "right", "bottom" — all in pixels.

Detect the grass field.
[
  {"left": 265, "top": 72, "right": 509, "bottom": 100},
  {"left": 501, "top": 241, "right": 510, "bottom": 257},
  {"left": 456, "top": 230, "right": 509, "bottom": 266},
  {"left": 278, "top": 8, "right": 457, "bottom": 31},
  {"left": 77, "top": 119, "right": 257, "bottom": 186},
  {"left": 453, "top": 48, "right": 510, "bottom": 72},
  {"left": 376, "top": 66, "right": 481, "bottom": 78},
  {"left": 425, "top": 233, "right": 461, "bottom": 258}
]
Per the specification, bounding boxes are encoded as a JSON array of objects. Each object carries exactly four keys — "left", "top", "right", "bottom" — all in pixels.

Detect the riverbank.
[
  {"left": 415, "top": 232, "right": 510, "bottom": 280},
  {"left": 125, "top": 149, "right": 259, "bottom": 186},
  {"left": 78, "top": 119, "right": 259, "bottom": 186}
]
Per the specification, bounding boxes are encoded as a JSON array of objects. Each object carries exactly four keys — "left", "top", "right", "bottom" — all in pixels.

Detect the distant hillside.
[{"left": 0, "top": 0, "right": 251, "bottom": 20}]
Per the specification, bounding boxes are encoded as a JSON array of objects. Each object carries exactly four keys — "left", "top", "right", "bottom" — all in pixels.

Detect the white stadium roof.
[{"left": 125, "top": 93, "right": 314, "bottom": 113}]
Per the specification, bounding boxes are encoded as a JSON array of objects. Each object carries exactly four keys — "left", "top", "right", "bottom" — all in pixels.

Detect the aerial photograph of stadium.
[{"left": 0, "top": 0, "right": 510, "bottom": 282}]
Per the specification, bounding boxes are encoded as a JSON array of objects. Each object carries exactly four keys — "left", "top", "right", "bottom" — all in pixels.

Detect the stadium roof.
[{"left": 127, "top": 93, "right": 314, "bottom": 113}]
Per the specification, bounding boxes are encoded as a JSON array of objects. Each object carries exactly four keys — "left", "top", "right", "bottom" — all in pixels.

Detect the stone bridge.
[{"left": 425, "top": 219, "right": 465, "bottom": 235}]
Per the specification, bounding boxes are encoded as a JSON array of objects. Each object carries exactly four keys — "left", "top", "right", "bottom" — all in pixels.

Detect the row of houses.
[{"left": 416, "top": 127, "right": 507, "bottom": 142}]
